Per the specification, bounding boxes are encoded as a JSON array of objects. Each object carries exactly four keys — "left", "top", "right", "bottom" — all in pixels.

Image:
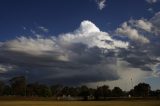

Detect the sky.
[{"left": 0, "top": 0, "right": 160, "bottom": 90}]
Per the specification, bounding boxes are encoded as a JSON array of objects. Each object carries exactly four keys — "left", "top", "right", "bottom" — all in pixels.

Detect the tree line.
[{"left": 0, "top": 76, "right": 160, "bottom": 100}]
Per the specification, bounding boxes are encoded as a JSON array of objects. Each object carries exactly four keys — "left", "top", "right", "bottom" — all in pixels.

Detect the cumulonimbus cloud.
[
  {"left": 0, "top": 20, "right": 128, "bottom": 85},
  {"left": 0, "top": 11, "right": 160, "bottom": 89}
]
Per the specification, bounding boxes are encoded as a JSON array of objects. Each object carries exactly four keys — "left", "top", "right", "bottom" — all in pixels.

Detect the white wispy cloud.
[
  {"left": 116, "top": 22, "right": 150, "bottom": 44},
  {"left": 150, "top": 12, "right": 160, "bottom": 35},
  {"left": 0, "top": 64, "right": 15, "bottom": 73},
  {"left": 96, "top": 0, "right": 106, "bottom": 10},
  {"left": 146, "top": 0, "right": 159, "bottom": 4},
  {"left": 148, "top": 8, "right": 154, "bottom": 13},
  {"left": 134, "top": 19, "right": 153, "bottom": 32},
  {"left": 38, "top": 26, "right": 49, "bottom": 33}
]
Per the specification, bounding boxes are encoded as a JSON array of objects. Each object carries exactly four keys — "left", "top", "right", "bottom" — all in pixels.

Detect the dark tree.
[
  {"left": 26, "top": 83, "right": 37, "bottom": 96},
  {"left": 10, "top": 76, "right": 26, "bottom": 96},
  {"left": 0, "top": 81, "right": 5, "bottom": 96},
  {"left": 50, "top": 85, "right": 63, "bottom": 97},
  {"left": 150, "top": 90, "right": 160, "bottom": 98},
  {"left": 155, "top": 90, "right": 160, "bottom": 98},
  {"left": 95, "top": 85, "right": 111, "bottom": 100},
  {"left": 112, "top": 87, "right": 124, "bottom": 97},
  {"left": 89, "top": 88, "right": 96, "bottom": 96},
  {"left": 133, "top": 83, "right": 151, "bottom": 97},
  {"left": 61, "top": 86, "right": 80, "bottom": 97},
  {"left": 34, "top": 83, "right": 52, "bottom": 97},
  {"left": 68, "top": 87, "right": 80, "bottom": 97},
  {"left": 61, "top": 86, "right": 70, "bottom": 96},
  {"left": 79, "top": 85, "right": 90, "bottom": 100},
  {"left": 129, "top": 89, "right": 134, "bottom": 97},
  {"left": 3, "top": 85, "right": 12, "bottom": 96},
  {"left": 0, "top": 76, "right": 158, "bottom": 99},
  {"left": 26, "top": 83, "right": 52, "bottom": 97}
]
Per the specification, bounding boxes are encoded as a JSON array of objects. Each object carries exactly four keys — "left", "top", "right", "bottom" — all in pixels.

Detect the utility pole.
[
  {"left": 24, "top": 70, "right": 28, "bottom": 97},
  {"left": 131, "top": 77, "right": 133, "bottom": 89}
]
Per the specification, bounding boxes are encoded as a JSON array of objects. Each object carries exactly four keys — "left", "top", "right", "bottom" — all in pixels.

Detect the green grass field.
[{"left": 0, "top": 101, "right": 160, "bottom": 106}]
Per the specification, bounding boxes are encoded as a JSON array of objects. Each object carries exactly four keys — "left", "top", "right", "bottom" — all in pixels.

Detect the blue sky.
[
  {"left": 0, "top": 0, "right": 160, "bottom": 90},
  {"left": 0, "top": 0, "right": 159, "bottom": 40}
]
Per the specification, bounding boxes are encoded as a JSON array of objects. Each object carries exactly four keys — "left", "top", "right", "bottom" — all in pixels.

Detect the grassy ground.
[{"left": 0, "top": 101, "right": 160, "bottom": 106}]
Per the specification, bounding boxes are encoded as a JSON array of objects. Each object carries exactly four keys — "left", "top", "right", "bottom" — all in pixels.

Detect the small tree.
[
  {"left": 50, "top": 85, "right": 63, "bottom": 97},
  {"left": 112, "top": 87, "right": 123, "bottom": 97},
  {"left": 10, "top": 76, "right": 26, "bottom": 96},
  {"left": 3, "top": 85, "right": 11, "bottom": 96},
  {"left": 95, "top": 85, "right": 111, "bottom": 100},
  {"left": 34, "top": 83, "right": 52, "bottom": 97},
  {"left": 0, "top": 81, "right": 5, "bottom": 96},
  {"left": 133, "top": 83, "right": 151, "bottom": 97},
  {"left": 156, "top": 90, "right": 160, "bottom": 98},
  {"left": 79, "top": 85, "right": 90, "bottom": 100}
]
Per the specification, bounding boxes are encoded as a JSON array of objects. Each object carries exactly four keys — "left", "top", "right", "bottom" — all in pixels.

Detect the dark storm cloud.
[
  {"left": 118, "top": 40, "right": 160, "bottom": 71},
  {"left": 0, "top": 43, "right": 119, "bottom": 84}
]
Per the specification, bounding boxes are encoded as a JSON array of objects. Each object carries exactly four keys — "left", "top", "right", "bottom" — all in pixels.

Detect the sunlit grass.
[{"left": 0, "top": 101, "right": 160, "bottom": 106}]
